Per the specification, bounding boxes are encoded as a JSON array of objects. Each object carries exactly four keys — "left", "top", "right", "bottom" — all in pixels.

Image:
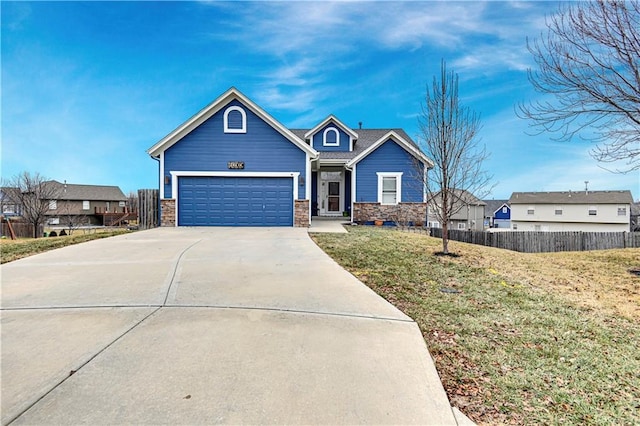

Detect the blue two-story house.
[{"left": 147, "top": 87, "right": 433, "bottom": 227}]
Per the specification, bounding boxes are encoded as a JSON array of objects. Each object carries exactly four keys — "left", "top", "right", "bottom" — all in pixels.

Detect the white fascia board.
[
  {"left": 305, "top": 153, "right": 311, "bottom": 200},
  {"left": 159, "top": 151, "right": 165, "bottom": 199},
  {"left": 346, "top": 130, "right": 434, "bottom": 169},
  {"left": 319, "top": 158, "right": 349, "bottom": 166},
  {"left": 304, "top": 115, "right": 359, "bottom": 140},
  {"left": 147, "top": 87, "right": 318, "bottom": 159}
]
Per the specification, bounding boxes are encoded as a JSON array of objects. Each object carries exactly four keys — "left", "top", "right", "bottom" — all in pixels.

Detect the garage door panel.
[{"left": 178, "top": 176, "right": 293, "bottom": 226}]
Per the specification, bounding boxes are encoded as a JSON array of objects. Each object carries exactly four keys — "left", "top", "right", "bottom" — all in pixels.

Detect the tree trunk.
[{"left": 442, "top": 221, "right": 449, "bottom": 254}]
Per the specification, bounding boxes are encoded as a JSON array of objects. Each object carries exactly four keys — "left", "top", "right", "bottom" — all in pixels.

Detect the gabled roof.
[
  {"left": 429, "top": 189, "right": 486, "bottom": 206},
  {"left": 509, "top": 190, "right": 633, "bottom": 205},
  {"left": 48, "top": 181, "right": 127, "bottom": 201},
  {"left": 147, "top": 87, "right": 318, "bottom": 158},
  {"left": 483, "top": 199, "right": 510, "bottom": 215},
  {"left": 303, "top": 115, "right": 359, "bottom": 140},
  {"left": 345, "top": 130, "right": 433, "bottom": 168}
]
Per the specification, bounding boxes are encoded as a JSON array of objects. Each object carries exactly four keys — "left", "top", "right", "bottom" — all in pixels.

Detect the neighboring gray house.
[
  {"left": 0, "top": 187, "right": 22, "bottom": 217},
  {"left": 509, "top": 190, "right": 633, "bottom": 232},
  {"left": 630, "top": 201, "right": 640, "bottom": 232},
  {"left": 428, "top": 189, "right": 486, "bottom": 231},
  {"left": 44, "top": 181, "right": 130, "bottom": 226}
]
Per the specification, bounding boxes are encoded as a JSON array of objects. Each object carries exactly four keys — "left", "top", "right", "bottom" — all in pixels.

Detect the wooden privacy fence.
[
  {"left": 0, "top": 219, "right": 40, "bottom": 239},
  {"left": 137, "top": 189, "right": 159, "bottom": 230},
  {"left": 429, "top": 228, "right": 640, "bottom": 253}
]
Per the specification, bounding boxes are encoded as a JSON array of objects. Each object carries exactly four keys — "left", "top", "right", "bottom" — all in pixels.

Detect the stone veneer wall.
[
  {"left": 160, "top": 199, "right": 176, "bottom": 227},
  {"left": 294, "top": 200, "right": 310, "bottom": 227},
  {"left": 353, "top": 202, "right": 427, "bottom": 225}
]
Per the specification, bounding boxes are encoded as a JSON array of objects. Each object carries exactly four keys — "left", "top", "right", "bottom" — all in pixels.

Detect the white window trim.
[
  {"left": 458, "top": 222, "right": 466, "bottom": 230},
  {"left": 83, "top": 201, "right": 90, "bottom": 210},
  {"left": 588, "top": 206, "right": 597, "bottom": 216},
  {"left": 527, "top": 206, "right": 535, "bottom": 215},
  {"left": 617, "top": 206, "right": 627, "bottom": 216},
  {"left": 223, "top": 106, "right": 247, "bottom": 134},
  {"left": 554, "top": 206, "right": 563, "bottom": 215},
  {"left": 49, "top": 200, "right": 57, "bottom": 210},
  {"left": 376, "top": 172, "right": 402, "bottom": 205},
  {"left": 323, "top": 127, "right": 340, "bottom": 147}
]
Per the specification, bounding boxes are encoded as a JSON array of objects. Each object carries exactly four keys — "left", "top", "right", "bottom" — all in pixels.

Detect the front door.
[
  {"left": 327, "top": 181, "right": 340, "bottom": 213},
  {"left": 319, "top": 171, "right": 343, "bottom": 216}
]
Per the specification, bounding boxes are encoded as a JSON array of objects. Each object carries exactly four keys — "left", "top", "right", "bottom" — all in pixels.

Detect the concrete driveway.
[{"left": 1, "top": 227, "right": 457, "bottom": 425}]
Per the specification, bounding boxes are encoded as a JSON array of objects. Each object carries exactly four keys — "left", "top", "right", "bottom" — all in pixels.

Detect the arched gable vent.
[{"left": 224, "top": 106, "right": 247, "bottom": 133}]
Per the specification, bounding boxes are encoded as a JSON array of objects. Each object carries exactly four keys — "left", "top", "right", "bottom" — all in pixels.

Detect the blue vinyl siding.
[
  {"left": 164, "top": 99, "right": 306, "bottom": 198},
  {"left": 178, "top": 176, "right": 293, "bottom": 226},
  {"left": 495, "top": 205, "right": 511, "bottom": 220},
  {"left": 311, "top": 124, "right": 351, "bottom": 152},
  {"left": 311, "top": 171, "right": 318, "bottom": 216},
  {"left": 355, "top": 140, "right": 424, "bottom": 203}
]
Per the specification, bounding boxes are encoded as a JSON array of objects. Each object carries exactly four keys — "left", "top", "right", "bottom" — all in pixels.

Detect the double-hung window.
[{"left": 377, "top": 172, "right": 402, "bottom": 205}]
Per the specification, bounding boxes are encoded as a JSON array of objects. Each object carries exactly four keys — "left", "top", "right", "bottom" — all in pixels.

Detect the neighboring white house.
[{"left": 509, "top": 190, "right": 633, "bottom": 232}]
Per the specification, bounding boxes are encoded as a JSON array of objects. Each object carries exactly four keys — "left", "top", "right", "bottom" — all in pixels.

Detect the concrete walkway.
[
  {"left": 308, "top": 217, "right": 349, "bottom": 233},
  {"left": 1, "top": 228, "right": 459, "bottom": 425}
]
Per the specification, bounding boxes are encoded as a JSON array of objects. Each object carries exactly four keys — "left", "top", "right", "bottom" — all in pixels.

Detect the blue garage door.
[{"left": 178, "top": 176, "right": 293, "bottom": 226}]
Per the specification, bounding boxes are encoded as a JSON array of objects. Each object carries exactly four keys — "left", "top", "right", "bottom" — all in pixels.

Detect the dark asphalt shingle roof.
[
  {"left": 509, "top": 190, "right": 633, "bottom": 205},
  {"left": 48, "top": 181, "right": 127, "bottom": 201},
  {"left": 290, "top": 128, "right": 420, "bottom": 160},
  {"left": 483, "top": 199, "right": 509, "bottom": 215}
]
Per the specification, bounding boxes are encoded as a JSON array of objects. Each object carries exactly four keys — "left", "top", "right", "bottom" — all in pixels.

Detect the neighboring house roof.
[
  {"left": 509, "top": 190, "right": 633, "bottom": 205},
  {"left": 48, "top": 181, "right": 127, "bottom": 201},
  {"left": 429, "top": 189, "right": 487, "bottom": 206},
  {"left": 483, "top": 199, "right": 509, "bottom": 215},
  {"left": 147, "top": 87, "right": 318, "bottom": 159}
]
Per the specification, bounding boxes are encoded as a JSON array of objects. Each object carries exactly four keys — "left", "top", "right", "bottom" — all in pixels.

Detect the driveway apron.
[{"left": 1, "top": 227, "right": 456, "bottom": 425}]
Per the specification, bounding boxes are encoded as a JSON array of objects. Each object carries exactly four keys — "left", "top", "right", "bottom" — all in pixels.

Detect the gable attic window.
[
  {"left": 588, "top": 206, "right": 597, "bottom": 216},
  {"left": 618, "top": 206, "right": 627, "bottom": 216},
  {"left": 323, "top": 127, "right": 340, "bottom": 146},
  {"left": 223, "top": 106, "right": 247, "bottom": 133},
  {"left": 555, "top": 206, "right": 563, "bottom": 215},
  {"left": 502, "top": 206, "right": 508, "bottom": 214},
  {"left": 377, "top": 172, "right": 402, "bottom": 205},
  {"left": 527, "top": 206, "right": 535, "bottom": 215}
]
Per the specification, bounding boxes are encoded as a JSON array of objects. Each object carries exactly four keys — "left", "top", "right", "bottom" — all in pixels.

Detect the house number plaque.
[{"left": 227, "top": 161, "right": 245, "bottom": 169}]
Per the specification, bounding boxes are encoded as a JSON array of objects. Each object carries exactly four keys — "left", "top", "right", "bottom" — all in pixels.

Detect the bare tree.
[
  {"left": 418, "top": 60, "right": 493, "bottom": 254},
  {"left": 519, "top": 0, "right": 640, "bottom": 172},
  {"left": 2, "top": 172, "right": 61, "bottom": 238}
]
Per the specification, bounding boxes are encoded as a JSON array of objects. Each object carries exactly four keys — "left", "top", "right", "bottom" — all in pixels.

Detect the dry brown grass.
[{"left": 437, "top": 239, "right": 640, "bottom": 320}]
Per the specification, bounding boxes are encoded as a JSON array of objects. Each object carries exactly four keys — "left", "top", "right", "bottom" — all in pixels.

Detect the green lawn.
[
  {"left": 0, "top": 230, "right": 132, "bottom": 264},
  {"left": 312, "top": 227, "right": 640, "bottom": 425}
]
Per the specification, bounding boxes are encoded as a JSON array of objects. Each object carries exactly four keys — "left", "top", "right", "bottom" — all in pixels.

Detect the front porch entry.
[{"left": 317, "top": 170, "right": 345, "bottom": 217}]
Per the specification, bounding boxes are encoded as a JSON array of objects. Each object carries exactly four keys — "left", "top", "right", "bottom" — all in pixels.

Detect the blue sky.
[{"left": 2, "top": 1, "right": 638, "bottom": 200}]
